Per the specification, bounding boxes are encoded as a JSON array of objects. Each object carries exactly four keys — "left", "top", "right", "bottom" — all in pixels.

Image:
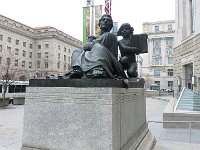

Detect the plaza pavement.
[{"left": 0, "top": 96, "right": 200, "bottom": 150}]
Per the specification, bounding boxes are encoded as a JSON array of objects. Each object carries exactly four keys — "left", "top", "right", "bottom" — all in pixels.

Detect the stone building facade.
[
  {"left": 173, "top": 0, "right": 200, "bottom": 96},
  {"left": 141, "top": 20, "right": 175, "bottom": 90},
  {"left": 0, "top": 15, "right": 82, "bottom": 80}
]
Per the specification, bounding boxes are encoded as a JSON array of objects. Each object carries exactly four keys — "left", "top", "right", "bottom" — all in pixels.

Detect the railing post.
[{"left": 189, "top": 122, "right": 191, "bottom": 143}]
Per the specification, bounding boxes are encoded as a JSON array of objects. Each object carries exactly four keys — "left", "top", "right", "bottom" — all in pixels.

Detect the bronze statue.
[
  {"left": 117, "top": 23, "right": 140, "bottom": 78},
  {"left": 64, "top": 14, "right": 126, "bottom": 79}
]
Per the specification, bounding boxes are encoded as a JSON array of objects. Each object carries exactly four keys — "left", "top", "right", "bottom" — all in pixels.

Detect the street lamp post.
[
  {"left": 177, "top": 76, "right": 181, "bottom": 92},
  {"left": 86, "top": 0, "right": 95, "bottom": 36}
]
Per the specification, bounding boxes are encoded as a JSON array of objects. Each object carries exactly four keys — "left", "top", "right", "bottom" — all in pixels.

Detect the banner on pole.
[
  {"left": 95, "top": 5, "right": 102, "bottom": 37},
  {"left": 83, "top": 7, "right": 90, "bottom": 44}
]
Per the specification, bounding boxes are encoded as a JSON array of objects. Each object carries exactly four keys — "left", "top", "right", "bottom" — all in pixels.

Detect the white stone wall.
[
  {"left": 173, "top": 0, "right": 200, "bottom": 96},
  {"left": 141, "top": 20, "right": 175, "bottom": 90},
  {"left": 175, "top": 0, "right": 200, "bottom": 46}
]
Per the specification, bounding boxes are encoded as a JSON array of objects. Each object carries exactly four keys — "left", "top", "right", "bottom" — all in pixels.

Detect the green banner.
[
  {"left": 83, "top": 7, "right": 90, "bottom": 44},
  {"left": 83, "top": 7, "right": 87, "bottom": 44},
  {"left": 95, "top": 5, "right": 102, "bottom": 37}
]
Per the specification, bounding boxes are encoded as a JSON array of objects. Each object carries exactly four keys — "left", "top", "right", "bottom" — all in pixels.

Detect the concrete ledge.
[
  {"left": 29, "top": 78, "right": 145, "bottom": 88},
  {"left": 122, "top": 124, "right": 156, "bottom": 150},
  {"left": 163, "top": 99, "right": 200, "bottom": 128}
]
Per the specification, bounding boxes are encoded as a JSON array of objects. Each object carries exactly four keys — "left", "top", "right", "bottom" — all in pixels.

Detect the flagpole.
[{"left": 91, "top": 0, "right": 95, "bottom": 36}]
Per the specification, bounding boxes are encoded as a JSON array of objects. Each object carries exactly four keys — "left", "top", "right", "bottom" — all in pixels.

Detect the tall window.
[
  {"left": 29, "top": 52, "right": 32, "bottom": 58},
  {"left": 153, "top": 39, "right": 161, "bottom": 46},
  {"left": 45, "top": 62, "right": 48, "bottom": 68},
  {"left": 0, "top": 45, "right": 2, "bottom": 52},
  {"left": 23, "top": 42, "right": 26, "bottom": 47},
  {"left": 7, "top": 46, "right": 11, "bottom": 53},
  {"left": 168, "top": 81, "right": 173, "bottom": 88},
  {"left": 154, "top": 69, "right": 160, "bottom": 77},
  {"left": 45, "top": 44, "right": 49, "bottom": 49},
  {"left": 167, "top": 24, "right": 172, "bottom": 32},
  {"left": 45, "top": 52, "right": 48, "bottom": 58},
  {"left": 166, "top": 38, "right": 174, "bottom": 46},
  {"left": 57, "top": 62, "right": 60, "bottom": 69},
  {"left": 30, "top": 44, "right": 33, "bottom": 49},
  {"left": 37, "top": 61, "right": 40, "bottom": 68},
  {"left": 37, "top": 53, "right": 41, "bottom": 59},
  {"left": 29, "top": 62, "right": 32, "bottom": 68},
  {"left": 58, "top": 53, "right": 60, "bottom": 59},
  {"left": 0, "top": 57, "right": 2, "bottom": 64},
  {"left": 166, "top": 47, "right": 173, "bottom": 55},
  {"left": 153, "top": 48, "right": 161, "bottom": 55},
  {"left": 64, "top": 63, "right": 67, "bottom": 70},
  {"left": 0, "top": 35, "right": 3, "bottom": 41},
  {"left": 15, "top": 48, "right": 19, "bottom": 55},
  {"left": 168, "top": 57, "right": 173, "bottom": 64},
  {"left": 155, "top": 26, "right": 159, "bottom": 33},
  {"left": 64, "top": 55, "right": 66, "bottom": 61},
  {"left": 7, "top": 37, "right": 11, "bottom": 43},
  {"left": 7, "top": 58, "right": 10, "bottom": 65},
  {"left": 38, "top": 45, "right": 41, "bottom": 49},
  {"left": 22, "top": 61, "right": 25, "bottom": 67},
  {"left": 14, "top": 60, "right": 18, "bottom": 66},
  {"left": 152, "top": 56, "right": 162, "bottom": 65},
  {"left": 167, "top": 69, "right": 173, "bottom": 76},
  {"left": 16, "top": 40, "right": 19, "bottom": 45},
  {"left": 190, "top": 0, "right": 196, "bottom": 33},
  {"left": 23, "top": 50, "right": 26, "bottom": 57}
]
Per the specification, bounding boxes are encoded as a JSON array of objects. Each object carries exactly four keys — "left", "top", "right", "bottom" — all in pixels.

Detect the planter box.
[{"left": 0, "top": 98, "right": 9, "bottom": 107}]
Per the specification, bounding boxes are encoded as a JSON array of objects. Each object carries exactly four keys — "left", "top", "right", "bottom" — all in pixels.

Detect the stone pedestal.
[{"left": 22, "top": 79, "right": 155, "bottom": 150}]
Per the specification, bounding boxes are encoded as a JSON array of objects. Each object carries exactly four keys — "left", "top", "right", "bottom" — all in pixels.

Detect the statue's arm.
[
  {"left": 118, "top": 41, "right": 140, "bottom": 54},
  {"left": 83, "top": 41, "right": 94, "bottom": 51}
]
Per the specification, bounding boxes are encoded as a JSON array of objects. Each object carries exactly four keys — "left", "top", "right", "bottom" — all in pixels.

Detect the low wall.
[{"left": 163, "top": 99, "right": 200, "bottom": 128}]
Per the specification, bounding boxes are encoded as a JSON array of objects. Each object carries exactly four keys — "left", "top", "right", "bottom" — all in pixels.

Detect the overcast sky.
[{"left": 0, "top": 0, "right": 175, "bottom": 41}]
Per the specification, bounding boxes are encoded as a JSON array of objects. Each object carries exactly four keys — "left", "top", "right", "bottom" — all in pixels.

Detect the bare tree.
[
  {"left": 144, "top": 74, "right": 153, "bottom": 89},
  {"left": 0, "top": 53, "right": 27, "bottom": 108}
]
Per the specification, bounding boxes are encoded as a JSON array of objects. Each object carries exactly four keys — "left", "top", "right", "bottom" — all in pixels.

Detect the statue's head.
[
  {"left": 98, "top": 14, "right": 113, "bottom": 32},
  {"left": 117, "top": 23, "right": 134, "bottom": 36}
]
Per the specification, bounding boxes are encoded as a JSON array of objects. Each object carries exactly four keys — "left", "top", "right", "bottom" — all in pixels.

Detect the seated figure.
[
  {"left": 117, "top": 23, "right": 140, "bottom": 78},
  {"left": 64, "top": 14, "right": 126, "bottom": 79}
]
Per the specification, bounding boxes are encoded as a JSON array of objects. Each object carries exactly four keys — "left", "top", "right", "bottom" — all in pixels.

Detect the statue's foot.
[
  {"left": 86, "top": 67, "right": 107, "bottom": 78},
  {"left": 68, "top": 67, "right": 83, "bottom": 79},
  {"left": 127, "top": 72, "right": 138, "bottom": 78}
]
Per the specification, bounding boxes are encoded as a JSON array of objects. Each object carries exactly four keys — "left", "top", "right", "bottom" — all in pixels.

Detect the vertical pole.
[
  {"left": 90, "top": 0, "right": 95, "bottom": 36},
  {"left": 189, "top": 122, "right": 192, "bottom": 143}
]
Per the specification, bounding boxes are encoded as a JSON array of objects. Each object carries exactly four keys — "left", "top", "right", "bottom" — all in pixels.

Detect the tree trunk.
[{"left": 2, "top": 85, "right": 7, "bottom": 108}]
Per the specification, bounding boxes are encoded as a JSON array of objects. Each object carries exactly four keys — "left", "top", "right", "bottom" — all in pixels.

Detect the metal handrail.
[
  {"left": 148, "top": 120, "right": 200, "bottom": 143},
  {"left": 174, "top": 87, "right": 185, "bottom": 111}
]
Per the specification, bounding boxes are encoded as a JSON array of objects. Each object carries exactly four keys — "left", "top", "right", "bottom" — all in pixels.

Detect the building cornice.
[
  {"left": 146, "top": 30, "right": 175, "bottom": 35},
  {"left": 0, "top": 14, "right": 83, "bottom": 47}
]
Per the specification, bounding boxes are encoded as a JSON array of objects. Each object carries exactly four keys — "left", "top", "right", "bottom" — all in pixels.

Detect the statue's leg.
[
  {"left": 119, "top": 56, "right": 129, "bottom": 70},
  {"left": 64, "top": 49, "right": 84, "bottom": 79},
  {"left": 127, "top": 62, "right": 138, "bottom": 78},
  {"left": 68, "top": 66, "right": 84, "bottom": 78},
  {"left": 85, "top": 66, "right": 108, "bottom": 78}
]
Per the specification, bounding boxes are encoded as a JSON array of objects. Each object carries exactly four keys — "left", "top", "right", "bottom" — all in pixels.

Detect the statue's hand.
[{"left": 83, "top": 42, "right": 93, "bottom": 51}]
